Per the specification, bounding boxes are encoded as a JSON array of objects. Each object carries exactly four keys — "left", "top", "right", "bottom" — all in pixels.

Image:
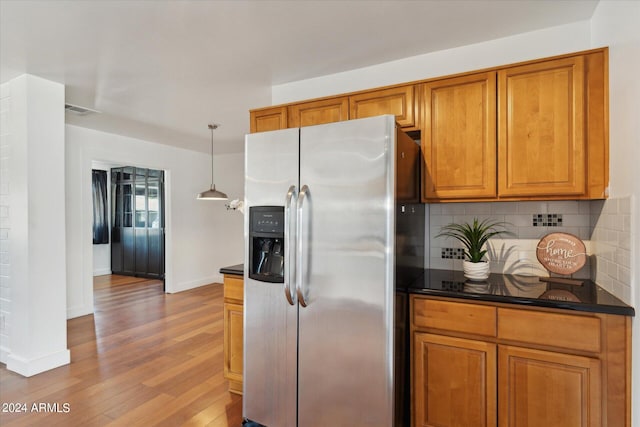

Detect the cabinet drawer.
[
  {"left": 413, "top": 298, "right": 497, "bottom": 337},
  {"left": 498, "top": 307, "right": 601, "bottom": 353},
  {"left": 224, "top": 275, "right": 244, "bottom": 302}
]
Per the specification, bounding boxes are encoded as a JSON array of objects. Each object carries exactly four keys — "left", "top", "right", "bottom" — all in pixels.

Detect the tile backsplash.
[
  {"left": 426, "top": 198, "right": 633, "bottom": 304},
  {"left": 590, "top": 197, "right": 632, "bottom": 304},
  {"left": 428, "top": 201, "right": 595, "bottom": 279}
]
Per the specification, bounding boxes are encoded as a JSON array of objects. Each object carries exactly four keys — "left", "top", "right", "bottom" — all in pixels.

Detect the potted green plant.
[{"left": 436, "top": 218, "right": 512, "bottom": 280}]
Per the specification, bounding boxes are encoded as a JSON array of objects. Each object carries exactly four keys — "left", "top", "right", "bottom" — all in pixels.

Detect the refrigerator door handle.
[
  {"left": 284, "top": 185, "right": 297, "bottom": 306},
  {"left": 296, "top": 184, "right": 309, "bottom": 307}
]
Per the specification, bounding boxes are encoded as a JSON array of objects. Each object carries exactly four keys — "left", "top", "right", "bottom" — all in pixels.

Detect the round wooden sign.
[{"left": 536, "top": 232, "right": 587, "bottom": 275}]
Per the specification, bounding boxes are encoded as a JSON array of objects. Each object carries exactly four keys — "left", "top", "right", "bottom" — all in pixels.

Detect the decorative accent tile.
[
  {"left": 441, "top": 247, "right": 465, "bottom": 260},
  {"left": 441, "top": 280, "right": 465, "bottom": 292},
  {"left": 532, "top": 214, "right": 563, "bottom": 227}
]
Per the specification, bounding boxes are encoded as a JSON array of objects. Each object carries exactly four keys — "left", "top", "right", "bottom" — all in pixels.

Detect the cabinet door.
[
  {"left": 224, "top": 302, "right": 244, "bottom": 392},
  {"left": 250, "top": 106, "right": 288, "bottom": 133},
  {"left": 414, "top": 332, "right": 497, "bottom": 427},
  {"left": 396, "top": 128, "right": 420, "bottom": 202},
  {"left": 288, "top": 97, "right": 349, "bottom": 127},
  {"left": 498, "top": 56, "right": 585, "bottom": 197},
  {"left": 349, "top": 85, "right": 416, "bottom": 128},
  {"left": 498, "top": 345, "right": 601, "bottom": 427},
  {"left": 421, "top": 72, "right": 497, "bottom": 201}
]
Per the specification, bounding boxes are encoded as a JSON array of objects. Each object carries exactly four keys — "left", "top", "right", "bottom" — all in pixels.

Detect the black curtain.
[{"left": 92, "top": 170, "right": 109, "bottom": 244}]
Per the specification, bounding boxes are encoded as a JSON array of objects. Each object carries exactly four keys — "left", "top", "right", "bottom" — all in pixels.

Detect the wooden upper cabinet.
[
  {"left": 349, "top": 85, "right": 416, "bottom": 129},
  {"left": 250, "top": 106, "right": 287, "bottom": 133},
  {"left": 248, "top": 49, "right": 608, "bottom": 200},
  {"left": 396, "top": 128, "right": 420, "bottom": 202},
  {"left": 421, "top": 72, "right": 497, "bottom": 201},
  {"left": 288, "top": 97, "right": 349, "bottom": 128},
  {"left": 498, "top": 56, "right": 586, "bottom": 197}
]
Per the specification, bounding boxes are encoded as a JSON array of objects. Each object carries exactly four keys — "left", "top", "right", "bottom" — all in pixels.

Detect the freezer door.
[
  {"left": 244, "top": 128, "right": 299, "bottom": 427},
  {"left": 297, "top": 115, "right": 396, "bottom": 426}
]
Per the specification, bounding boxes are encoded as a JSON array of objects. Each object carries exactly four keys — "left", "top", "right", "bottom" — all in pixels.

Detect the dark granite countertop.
[
  {"left": 220, "top": 264, "right": 633, "bottom": 316},
  {"left": 402, "top": 268, "right": 634, "bottom": 317},
  {"left": 219, "top": 264, "right": 243, "bottom": 276}
]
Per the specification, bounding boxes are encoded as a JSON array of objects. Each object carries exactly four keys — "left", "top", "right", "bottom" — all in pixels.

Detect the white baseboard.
[
  {"left": 67, "top": 304, "right": 94, "bottom": 320},
  {"left": 6, "top": 348, "right": 70, "bottom": 377},
  {"left": 167, "top": 274, "right": 222, "bottom": 294},
  {"left": 93, "top": 268, "right": 112, "bottom": 277}
]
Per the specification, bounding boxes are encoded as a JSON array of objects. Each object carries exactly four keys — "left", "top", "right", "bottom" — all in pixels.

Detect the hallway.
[{"left": 0, "top": 275, "right": 242, "bottom": 426}]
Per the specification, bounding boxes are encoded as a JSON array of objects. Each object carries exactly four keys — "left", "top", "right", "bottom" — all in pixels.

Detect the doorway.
[{"left": 110, "top": 166, "right": 165, "bottom": 281}]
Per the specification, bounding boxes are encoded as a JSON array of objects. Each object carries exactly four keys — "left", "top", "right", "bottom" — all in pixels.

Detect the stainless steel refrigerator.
[{"left": 243, "top": 115, "right": 421, "bottom": 427}]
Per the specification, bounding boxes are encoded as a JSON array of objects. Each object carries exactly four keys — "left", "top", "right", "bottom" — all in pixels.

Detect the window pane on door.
[
  {"left": 123, "top": 183, "right": 133, "bottom": 227},
  {"left": 135, "top": 182, "right": 146, "bottom": 227},
  {"left": 148, "top": 182, "right": 159, "bottom": 228}
]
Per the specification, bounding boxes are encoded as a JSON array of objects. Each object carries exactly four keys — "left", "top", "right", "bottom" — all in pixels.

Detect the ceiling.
[{"left": 1, "top": 0, "right": 599, "bottom": 154}]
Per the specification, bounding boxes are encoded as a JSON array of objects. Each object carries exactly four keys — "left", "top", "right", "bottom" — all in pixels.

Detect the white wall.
[
  {"left": 0, "top": 82, "right": 12, "bottom": 363},
  {"left": 591, "top": 1, "right": 640, "bottom": 425},
  {"left": 2, "top": 75, "right": 70, "bottom": 376},
  {"left": 65, "top": 125, "right": 245, "bottom": 318},
  {"left": 273, "top": 21, "right": 591, "bottom": 104}
]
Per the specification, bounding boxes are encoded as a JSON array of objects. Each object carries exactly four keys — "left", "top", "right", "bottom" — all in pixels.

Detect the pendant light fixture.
[{"left": 197, "top": 123, "right": 228, "bottom": 200}]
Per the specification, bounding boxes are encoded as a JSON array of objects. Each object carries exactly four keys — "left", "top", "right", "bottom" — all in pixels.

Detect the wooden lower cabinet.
[
  {"left": 498, "top": 345, "right": 601, "bottom": 427},
  {"left": 411, "top": 296, "right": 631, "bottom": 426},
  {"left": 223, "top": 274, "right": 244, "bottom": 394},
  {"left": 414, "top": 333, "right": 496, "bottom": 427}
]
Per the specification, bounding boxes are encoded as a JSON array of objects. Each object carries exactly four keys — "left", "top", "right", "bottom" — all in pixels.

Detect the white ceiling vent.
[{"left": 64, "top": 103, "right": 100, "bottom": 115}]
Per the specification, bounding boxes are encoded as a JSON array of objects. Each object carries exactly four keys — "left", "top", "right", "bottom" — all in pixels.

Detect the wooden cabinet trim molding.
[{"left": 585, "top": 49, "right": 609, "bottom": 199}]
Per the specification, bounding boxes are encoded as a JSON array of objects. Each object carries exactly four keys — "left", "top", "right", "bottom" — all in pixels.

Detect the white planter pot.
[{"left": 463, "top": 260, "right": 490, "bottom": 281}]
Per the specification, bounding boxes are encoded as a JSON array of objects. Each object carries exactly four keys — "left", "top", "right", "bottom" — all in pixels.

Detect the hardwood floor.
[{"left": 0, "top": 275, "right": 243, "bottom": 426}]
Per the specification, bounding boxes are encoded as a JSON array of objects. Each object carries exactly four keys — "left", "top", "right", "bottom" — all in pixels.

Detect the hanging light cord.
[
  {"left": 197, "top": 123, "right": 227, "bottom": 200},
  {"left": 209, "top": 123, "right": 218, "bottom": 189}
]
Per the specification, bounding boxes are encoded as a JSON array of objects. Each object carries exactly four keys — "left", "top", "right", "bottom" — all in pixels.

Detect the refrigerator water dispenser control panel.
[{"left": 249, "top": 206, "right": 285, "bottom": 283}]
